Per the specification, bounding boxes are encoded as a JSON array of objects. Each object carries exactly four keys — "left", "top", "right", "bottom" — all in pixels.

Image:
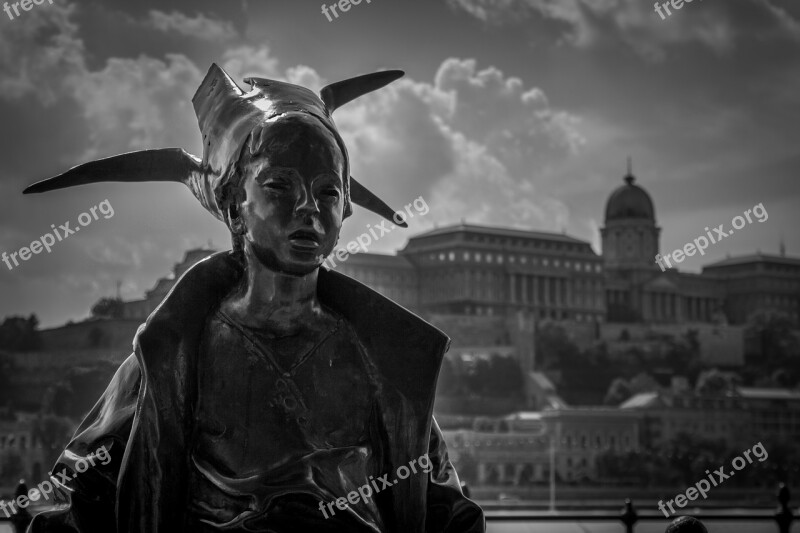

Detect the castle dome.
[{"left": 604, "top": 173, "right": 655, "bottom": 223}]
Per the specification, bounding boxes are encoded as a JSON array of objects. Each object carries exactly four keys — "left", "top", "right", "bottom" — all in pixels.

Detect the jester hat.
[{"left": 24, "top": 64, "right": 407, "bottom": 227}]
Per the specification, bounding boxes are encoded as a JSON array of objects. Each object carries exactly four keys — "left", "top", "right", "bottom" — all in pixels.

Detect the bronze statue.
[{"left": 23, "top": 64, "right": 485, "bottom": 532}]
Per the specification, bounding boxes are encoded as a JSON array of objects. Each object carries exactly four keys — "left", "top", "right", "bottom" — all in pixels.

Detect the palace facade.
[{"left": 115, "top": 168, "right": 800, "bottom": 332}]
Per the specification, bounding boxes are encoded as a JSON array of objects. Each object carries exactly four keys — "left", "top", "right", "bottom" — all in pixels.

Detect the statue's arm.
[
  {"left": 425, "top": 417, "right": 486, "bottom": 533},
  {"left": 27, "top": 353, "right": 142, "bottom": 533}
]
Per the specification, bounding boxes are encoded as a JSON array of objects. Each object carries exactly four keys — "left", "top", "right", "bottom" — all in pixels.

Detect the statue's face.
[{"left": 236, "top": 115, "right": 346, "bottom": 275}]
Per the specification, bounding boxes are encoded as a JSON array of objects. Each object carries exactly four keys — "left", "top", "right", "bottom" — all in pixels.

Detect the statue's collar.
[{"left": 136, "top": 251, "right": 449, "bottom": 402}]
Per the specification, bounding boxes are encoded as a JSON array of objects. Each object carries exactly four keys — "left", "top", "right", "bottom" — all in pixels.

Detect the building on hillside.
[
  {"left": 602, "top": 171, "right": 725, "bottom": 324},
  {"left": 118, "top": 248, "right": 217, "bottom": 320},
  {"left": 0, "top": 413, "right": 48, "bottom": 486},
  {"left": 702, "top": 253, "right": 800, "bottom": 325},
  {"left": 328, "top": 252, "right": 418, "bottom": 310},
  {"left": 620, "top": 386, "right": 800, "bottom": 448},
  {"left": 441, "top": 408, "right": 641, "bottom": 486},
  {"left": 399, "top": 224, "right": 605, "bottom": 323},
  {"left": 28, "top": 165, "right": 798, "bottom": 377}
]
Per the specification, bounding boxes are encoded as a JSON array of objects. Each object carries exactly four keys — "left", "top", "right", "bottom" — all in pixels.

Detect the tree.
[
  {"left": 604, "top": 372, "right": 659, "bottom": 405},
  {"left": 88, "top": 326, "right": 110, "bottom": 348},
  {"left": 0, "top": 314, "right": 42, "bottom": 351},
  {"left": 436, "top": 357, "right": 460, "bottom": 396},
  {"left": 90, "top": 297, "right": 124, "bottom": 319},
  {"left": 695, "top": 368, "right": 740, "bottom": 396},
  {"left": 32, "top": 415, "right": 74, "bottom": 469},
  {"left": 535, "top": 322, "right": 581, "bottom": 370},
  {"left": 658, "top": 432, "right": 730, "bottom": 486},
  {"left": 0, "top": 351, "right": 20, "bottom": 408},
  {"left": 604, "top": 378, "right": 632, "bottom": 405},
  {"left": 44, "top": 361, "right": 119, "bottom": 419},
  {"left": 484, "top": 355, "right": 523, "bottom": 397},
  {"left": 745, "top": 310, "right": 800, "bottom": 383}
]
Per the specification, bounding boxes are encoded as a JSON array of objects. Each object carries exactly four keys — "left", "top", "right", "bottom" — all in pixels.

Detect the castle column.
[
  {"left": 545, "top": 278, "right": 552, "bottom": 307},
  {"left": 510, "top": 274, "right": 517, "bottom": 304},
  {"left": 567, "top": 278, "right": 574, "bottom": 308},
  {"left": 553, "top": 278, "right": 560, "bottom": 308},
  {"left": 521, "top": 275, "right": 529, "bottom": 305}
]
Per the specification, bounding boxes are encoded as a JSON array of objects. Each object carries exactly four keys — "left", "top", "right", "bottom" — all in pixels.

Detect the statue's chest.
[{"left": 193, "top": 312, "right": 381, "bottom": 469}]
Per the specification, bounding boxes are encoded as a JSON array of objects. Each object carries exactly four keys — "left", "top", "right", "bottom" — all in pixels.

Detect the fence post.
[
  {"left": 621, "top": 498, "right": 638, "bottom": 533},
  {"left": 775, "top": 483, "right": 793, "bottom": 533}
]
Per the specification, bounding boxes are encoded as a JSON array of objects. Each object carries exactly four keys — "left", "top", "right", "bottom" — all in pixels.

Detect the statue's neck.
[{"left": 221, "top": 255, "right": 322, "bottom": 332}]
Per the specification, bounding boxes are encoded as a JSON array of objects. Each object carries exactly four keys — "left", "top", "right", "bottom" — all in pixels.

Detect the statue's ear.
[{"left": 218, "top": 179, "right": 245, "bottom": 234}]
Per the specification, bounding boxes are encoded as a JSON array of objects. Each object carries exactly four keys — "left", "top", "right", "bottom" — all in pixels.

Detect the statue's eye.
[
  {"left": 263, "top": 178, "right": 290, "bottom": 191},
  {"left": 320, "top": 187, "right": 340, "bottom": 200}
]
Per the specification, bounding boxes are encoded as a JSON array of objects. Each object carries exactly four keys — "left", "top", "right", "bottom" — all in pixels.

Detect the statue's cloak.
[{"left": 28, "top": 252, "right": 485, "bottom": 533}]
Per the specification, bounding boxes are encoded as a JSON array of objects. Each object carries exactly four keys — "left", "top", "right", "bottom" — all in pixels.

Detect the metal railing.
[
  {"left": 485, "top": 483, "right": 795, "bottom": 533},
  {"left": 1, "top": 482, "right": 795, "bottom": 532}
]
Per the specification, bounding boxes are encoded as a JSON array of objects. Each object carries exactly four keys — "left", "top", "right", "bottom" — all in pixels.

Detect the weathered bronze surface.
[{"left": 23, "top": 64, "right": 485, "bottom": 532}]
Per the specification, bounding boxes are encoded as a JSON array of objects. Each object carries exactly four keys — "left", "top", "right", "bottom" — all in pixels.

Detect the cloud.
[
  {"left": 0, "top": 0, "right": 587, "bottom": 258},
  {"left": 446, "top": 0, "right": 799, "bottom": 60},
  {"left": 146, "top": 10, "right": 237, "bottom": 41},
  {"left": 68, "top": 54, "right": 204, "bottom": 159},
  {"left": 0, "top": 2, "right": 85, "bottom": 105},
  {"left": 330, "top": 58, "right": 583, "bottom": 240},
  {"left": 220, "top": 45, "right": 282, "bottom": 82}
]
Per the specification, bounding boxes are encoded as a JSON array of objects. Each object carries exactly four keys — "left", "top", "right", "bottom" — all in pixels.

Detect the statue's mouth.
[{"left": 288, "top": 229, "right": 321, "bottom": 250}]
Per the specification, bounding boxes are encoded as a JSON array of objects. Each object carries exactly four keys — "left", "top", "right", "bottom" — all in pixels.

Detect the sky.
[{"left": 0, "top": 0, "right": 798, "bottom": 327}]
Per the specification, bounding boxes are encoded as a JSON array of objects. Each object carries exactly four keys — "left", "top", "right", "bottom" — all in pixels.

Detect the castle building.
[
  {"left": 336, "top": 225, "right": 605, "bottom": 323},
  {"left": 601, "top": 170, "right": 724, "bottom": 324},
  {"left": 621, "top": 386, "right": 800, "bottom": 448},
  {"left": 95, "top": 166, "right": 800, "bottom": 335}
]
